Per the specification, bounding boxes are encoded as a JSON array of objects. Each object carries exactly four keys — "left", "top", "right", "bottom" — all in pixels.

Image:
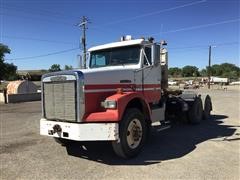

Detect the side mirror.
[
  {"left": 78, "top": 54, "right": 84, "bottom": 69},
  {"left": 78, "top": 52, "right": 90, "bottom": 69},
  {"left": 160, "top": 48, "right": 168, "bottom": 65},
  {"left": 151, "top": 44, "right": 160, "bottom": 66}
]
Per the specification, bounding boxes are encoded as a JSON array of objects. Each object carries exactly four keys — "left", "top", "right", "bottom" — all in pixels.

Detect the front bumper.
[{"left": 40, "top": 118, "right": 119, "bottom": 141}]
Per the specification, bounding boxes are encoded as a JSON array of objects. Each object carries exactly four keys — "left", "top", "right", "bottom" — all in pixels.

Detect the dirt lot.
[{"left": 0, "top": 87, "right": 240, "bottom": 180}]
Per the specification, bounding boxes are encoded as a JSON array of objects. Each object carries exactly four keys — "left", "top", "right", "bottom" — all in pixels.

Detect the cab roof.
[{"left": 88, "top": 39, "right": 146, "bottom": 52}]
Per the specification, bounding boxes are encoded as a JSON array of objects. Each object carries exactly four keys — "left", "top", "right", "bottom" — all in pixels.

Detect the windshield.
[{"left": 89, "top": 45, "right": 140, "bottom": 68}]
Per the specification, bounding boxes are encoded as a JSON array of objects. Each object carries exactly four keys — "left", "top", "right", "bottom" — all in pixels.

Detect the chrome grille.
[{"left": 43, "top": 81, "right": 76, "bottom": 122}]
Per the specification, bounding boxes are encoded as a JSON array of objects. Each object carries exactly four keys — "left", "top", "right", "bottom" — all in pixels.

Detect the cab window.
[{"left": 144, "top": 47, "right": 151, "bottom": 65}]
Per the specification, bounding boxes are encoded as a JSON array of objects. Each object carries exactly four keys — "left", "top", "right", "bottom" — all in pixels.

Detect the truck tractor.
[{"left": 40, "top": 36, "right": 212, "bottom": 158}]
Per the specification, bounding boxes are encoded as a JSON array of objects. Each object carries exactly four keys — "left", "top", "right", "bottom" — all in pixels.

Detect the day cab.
[{"left": 40, "top": 36, "right": 212, "bottom": 158}]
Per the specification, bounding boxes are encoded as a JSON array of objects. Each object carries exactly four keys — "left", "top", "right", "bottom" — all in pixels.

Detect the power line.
[
  {"left": 169, "top": 42, "right": 239, "bottom": 50},
  {"left": 151, "top": 18, "right": 240, "bottom": 35},
  {"left": 0, "top": 11, "right": 110, "bottom": 36},
  {"left": 6, "top": 41, "right": 238, "bottom": 61},
  {"left": 1, "top": 2, "right": 238, "bottom": 63},
  {"left": 4, "top": 0, "right": 235, "bottom": 36},
  {"left": 0, "top": 12, "right": 73, "bottom": 26},
  {"left": 168, "top": 42, "right": 239, "bottom": 54},
  {"left": 1, "top": 6, "right": 120, "bottom": 34},
  {"left": 169, "top": 45, "right": 207, "bottom": 50},
  {"left": 1, "top": 4, "right": 79, "bottom": 20},
  {"left": 1, "top": 0, "right": 237, "bottom": 36},
  {"left": 2, "top": 35, "right": 77, "bottom": 45},
  {"left": 0, "top": 0, "right": 217, "bottom": 39},
  {"left": 212, "top": 41, "right": 240, "bottom": 47},
  {"left": 6, "top": 47, "right": 79, "bottom": 61},
  {"left": 99, "top": 0, "right": 206, "bottom": 26}
]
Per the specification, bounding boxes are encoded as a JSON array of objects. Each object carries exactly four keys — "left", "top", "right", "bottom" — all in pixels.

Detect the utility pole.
[
  {"left": 208, "top": 45, "right": 212, "bottom": 89},
  {"left": 77, "top": 16, "right": 89, "bottom": 69}
]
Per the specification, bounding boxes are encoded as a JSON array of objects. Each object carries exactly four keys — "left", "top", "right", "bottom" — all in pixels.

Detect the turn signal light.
[{"left": 116, "top": 88, "right": 123, "bottom": 94}]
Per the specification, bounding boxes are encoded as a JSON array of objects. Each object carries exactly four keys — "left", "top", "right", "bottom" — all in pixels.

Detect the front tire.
[{"left": 112, "top": 108, "right": 147, "bottom": 159}]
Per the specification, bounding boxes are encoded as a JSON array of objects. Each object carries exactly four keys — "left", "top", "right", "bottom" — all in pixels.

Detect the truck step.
[
  {"left": 152, "top": 121, "right": 171, "bottom": 132},
  {"left": 155, "top": 125, "right": 171, "bottom": 132}
]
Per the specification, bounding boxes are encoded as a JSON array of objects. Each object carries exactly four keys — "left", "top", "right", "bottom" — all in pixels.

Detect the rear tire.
[
  {"left": 188, "top": 97, "right": 203, "bottom": 124},
  {"left": 112, "top": 108, "right": 147, "bottom": 159},
  {"left": 203, "top": 95, "right": 212, "bottom": 120}
]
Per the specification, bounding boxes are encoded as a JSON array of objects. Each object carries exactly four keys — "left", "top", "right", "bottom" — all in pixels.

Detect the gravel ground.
[{"left": 0, "top": 87, "right": 239, "bottom": 180}]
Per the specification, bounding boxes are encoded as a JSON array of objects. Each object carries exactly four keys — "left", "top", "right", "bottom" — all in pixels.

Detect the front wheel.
[{"left": 112, "top": 108, "right": 147, "bottom": 159}]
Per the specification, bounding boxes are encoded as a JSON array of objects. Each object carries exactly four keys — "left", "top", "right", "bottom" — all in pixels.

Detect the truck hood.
[
  {"left": 79, "top": 66, "right": 138, "bottom": 85},
  {"left": 42, "top": 65, "right": 139, "bottom": 86}
]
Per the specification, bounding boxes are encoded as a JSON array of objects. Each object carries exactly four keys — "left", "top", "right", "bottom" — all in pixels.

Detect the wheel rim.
[{"left": 126, "top": 118, "right": 143, "bottom": 149}]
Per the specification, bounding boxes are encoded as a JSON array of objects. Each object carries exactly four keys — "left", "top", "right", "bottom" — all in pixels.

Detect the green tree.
[
  {"left": 4, "top": 63, "right": 17, "bottom": 80},
  {"left": 168, "top": 67, "right": 182, "bottom": 77},
  {"left": 206, "top": 63, "right": 240, "bottom": 80},
  {"left": 64, "top": 65, "right": 73, "bottom": 70},
  {"left": 219, "top": 63, "right": 239, "bottom": 79},
  {"left": 0, "top": 43, "right": 17, "bottom": 81},
  {"left": 0, "top": 43, "right": 10, "bottom": 61},
  {"left": 211, "top": 64, "right": 222, "bottom": 76},
  {"left": 200, "top": 69, "right": 207, "bottom": 77},
  {"left": 49, "top": 64, "right": 61, "bottom": 72},
  {"left": 182, "top": 65, "right": 199, "bottom": 77}
]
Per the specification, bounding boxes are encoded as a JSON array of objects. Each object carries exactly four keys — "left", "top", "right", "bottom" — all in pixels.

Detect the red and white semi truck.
[{"left": 40, "top": 36, "right": 212, "bottom": 158}]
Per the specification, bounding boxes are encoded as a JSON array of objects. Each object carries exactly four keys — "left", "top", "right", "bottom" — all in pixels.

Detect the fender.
[{"left": 84, "top": 92, "right": 151, "bottom": 122}]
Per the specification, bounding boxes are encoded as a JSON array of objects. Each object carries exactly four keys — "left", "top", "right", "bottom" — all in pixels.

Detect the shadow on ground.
[{"left": 66, "top": 115, "right": 237, "bottom": 165}]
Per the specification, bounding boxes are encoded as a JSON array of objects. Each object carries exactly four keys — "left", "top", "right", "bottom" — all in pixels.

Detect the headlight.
[{"left": 101, "top": 100, "right": 117, "bottom": 109}]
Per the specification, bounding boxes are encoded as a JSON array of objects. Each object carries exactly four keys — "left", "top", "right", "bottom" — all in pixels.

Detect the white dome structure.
[{"left": 7, "top": 80, "right": 38, "bottom": 94}]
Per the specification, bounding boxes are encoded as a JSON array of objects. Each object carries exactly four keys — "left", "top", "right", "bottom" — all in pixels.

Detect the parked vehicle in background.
[
  {"left": 168, "top": 80, "right": 178, "bottom": 86},
  {"left": 229, "top": 81, "right": 240, "bottom": 85}
]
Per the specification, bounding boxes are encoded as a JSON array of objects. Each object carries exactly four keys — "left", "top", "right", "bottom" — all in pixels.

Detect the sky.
[{"left": 0, "top": 0, "right": 239, "bottom": 70}]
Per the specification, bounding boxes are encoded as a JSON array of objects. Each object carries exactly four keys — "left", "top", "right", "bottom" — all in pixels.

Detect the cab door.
[{"left": 142, "top": 46, "right": 161, "bottom": 104}]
